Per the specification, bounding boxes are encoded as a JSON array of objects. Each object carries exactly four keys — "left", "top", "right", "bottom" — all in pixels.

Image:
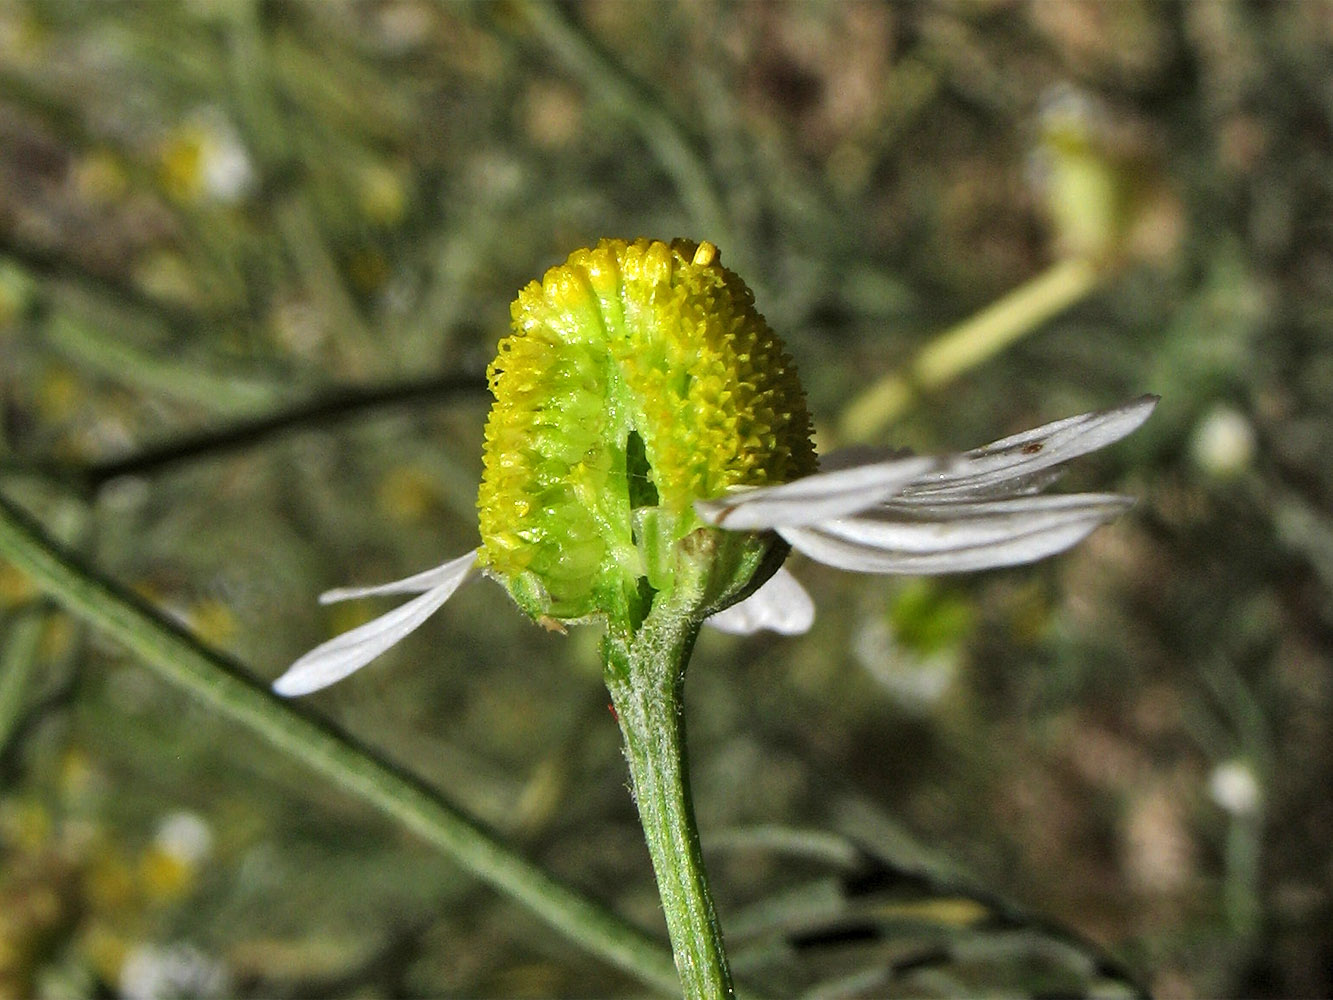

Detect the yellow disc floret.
[{"left": 477, "top": 238, "right": 815, "bottom": 624}]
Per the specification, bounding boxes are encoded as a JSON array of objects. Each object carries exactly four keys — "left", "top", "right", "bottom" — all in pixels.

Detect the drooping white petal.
[
  {"left": 319, "top": 550, "right": 482, "bottom": 604},
  {"left": 705, "top": 567, "right": 815, "bottom": 636},
  {"left": 273, "top": 549, "right": 479, "bottom": 697},
  {"left": 779, "top": 494, "right": 1131, "bottom": 574},
  {"left": 694, "top": 455, "right": 939, "bottom": 530},
  {"left": 820, "top": 493, "right": 1132, "bottom": 552},
  {"left": 904, "top": 395, "right": 1158, "bottom": 501}
]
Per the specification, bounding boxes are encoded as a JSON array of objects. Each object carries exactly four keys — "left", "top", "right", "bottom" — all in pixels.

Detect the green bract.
[{"left": 476, "top": 238, "right": 817, "bottom": 628}]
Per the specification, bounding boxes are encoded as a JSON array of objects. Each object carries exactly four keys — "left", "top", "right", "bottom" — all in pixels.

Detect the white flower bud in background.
[
  {"left": 1208, "top": 759, "right": 1261, "bottom": 817},
  {"left": 198, "top": 129, "right": 254, "bottom": 203},
  {"left": 1191, "top": 405, "right": 1256, "bottom": 478}
]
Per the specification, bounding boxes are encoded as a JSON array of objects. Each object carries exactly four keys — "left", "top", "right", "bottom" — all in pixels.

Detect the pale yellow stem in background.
[{"left": 838, "top": 256, "right": 1103, "bottom": 443}]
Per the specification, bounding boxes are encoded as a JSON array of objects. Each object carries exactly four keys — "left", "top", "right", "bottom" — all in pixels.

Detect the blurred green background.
[{"left": 2, "top": 2, "right": 1332, "bottom": 997}]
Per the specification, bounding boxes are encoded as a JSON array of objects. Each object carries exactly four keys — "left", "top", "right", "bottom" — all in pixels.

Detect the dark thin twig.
[
  {"left": 0, "top": 372, "right": 487, "bottom": 494},
  {"left": 0, "top": 603, "right": 83, "bottom": 787},
  {"left": 835, "top": 846, "right": 1152, "bottom": 999}
]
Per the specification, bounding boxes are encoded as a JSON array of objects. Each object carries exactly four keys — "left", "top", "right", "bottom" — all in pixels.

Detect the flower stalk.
[
  {"left": 596, "top": 525, "right": 778, "bottom": 999},
  {"left": 603, "top": 612, "right": 734, "bottom": 1000}
]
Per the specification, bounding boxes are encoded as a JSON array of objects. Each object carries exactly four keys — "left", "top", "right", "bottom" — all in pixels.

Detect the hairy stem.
[{"left": 604, "top": 617, "right": 735, "bottom": 1000}]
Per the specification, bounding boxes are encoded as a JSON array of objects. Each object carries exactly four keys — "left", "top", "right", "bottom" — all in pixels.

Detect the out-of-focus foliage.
[{"left": 2, "top": 2, "right": 1331, "bottom": 997}]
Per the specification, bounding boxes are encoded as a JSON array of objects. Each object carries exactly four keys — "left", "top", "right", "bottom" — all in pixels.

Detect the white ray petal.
[
  {"left": 822, "top": 493, "right": 1133, "bottom": 552},
  {"left": 779, "top": 495, "right": 1129, "bottom": 574},
  {"left": 319, "top": 550, "right": 482, "bottom": 604},
  {"left": 905, "top": 395, "right": 1158, "bottom": 500},
  {"left": 273, "top": 549, "right": 478, "bottom": 697},
  {"left": 694, "top": 455, "right": 939, "bottom": 530},
  {"left": 821, "top": 446, "right": 1065, "bottom": 498},
  {"left": 705, "top": 567, "right": 815, "bottom": 636}
]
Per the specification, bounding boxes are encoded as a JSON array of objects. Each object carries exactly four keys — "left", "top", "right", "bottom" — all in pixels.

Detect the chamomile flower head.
[
  {"left": 477, "top": 238, "right": 814, "bottom": 624},
  {"left": 273, "top": 240, "right": 1157, "bottom": 697}
]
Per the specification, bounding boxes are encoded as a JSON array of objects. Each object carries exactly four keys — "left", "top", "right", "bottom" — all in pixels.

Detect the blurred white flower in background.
[
  {"left": 852, "top": 614, "right": 959, "bottom": 711},
  {"left": 153, "top": 811, "right": 213, "bottom": 867},
  {"left": 119, "top": 942, "right": 230, "bottom": 1000},
  {"left": 160, "top": 109, "right": 255, "bottom": 205}
]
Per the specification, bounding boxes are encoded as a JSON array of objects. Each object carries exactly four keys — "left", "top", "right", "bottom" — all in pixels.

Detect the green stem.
[
  {"left": 44, "top": 309, "right": 284, "bottom": 416},
  {"left": 0, "top": 492, "right": 681, "bottom": 995},
  {"left": 0, "top": 605, "right": 47, "bottom": 761},
  {"left": 603, "top": 617, "right": 735, "bottom": 1000},
  {"left": 1224, "top": 807, "right": 1262, "bottom": 938}
]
